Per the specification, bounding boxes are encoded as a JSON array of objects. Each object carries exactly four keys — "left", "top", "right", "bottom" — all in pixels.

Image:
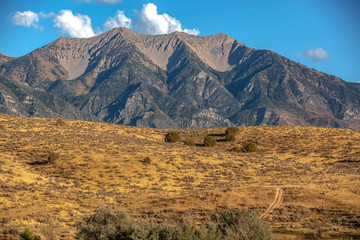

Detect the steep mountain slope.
[
  {"left": 0, "top": 53, "right": 14, "bottom": 66},
  {"left": 0, "top": 76, "right": 98, "bottom": 121},
  {"left": 1, "top": 27, "right": 359, "bottom": 128}
]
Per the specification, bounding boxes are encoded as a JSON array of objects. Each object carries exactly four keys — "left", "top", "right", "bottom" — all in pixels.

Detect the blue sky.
[{"left": 0, "top": 0, "right": 359, "bottom": 83}]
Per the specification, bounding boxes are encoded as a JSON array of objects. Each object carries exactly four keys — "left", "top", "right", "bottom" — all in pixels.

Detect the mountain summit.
[{"left": 1, "top": 27, "right": 360, "bottom": 128}]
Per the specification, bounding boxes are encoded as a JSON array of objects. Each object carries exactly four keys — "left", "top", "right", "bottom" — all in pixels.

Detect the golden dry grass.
[{"left": 0, "top": 113, "right": 359, "bottom": 239}]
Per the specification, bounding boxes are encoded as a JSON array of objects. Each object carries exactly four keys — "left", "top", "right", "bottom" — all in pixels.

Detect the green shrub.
[
  {"left": 47, "top": 152, "right": 59, "bottom": 164},
  {"left": 243, "top": 142, "right": 257, "bottom": 152},
  {"left": 77, "top": 208, "right": 272, "bottom": 240},
  {"left": 184, "top": 139, "right": 196, "bottom": 146},
  {"left": 225, "top": 127, "right": 239, "bottom": 135},
  {"left": 132, "top": 221, "right": 222, "bottom": 240},
  {"left": 165, "top": 131, "right": 181, "bottom": 143},
  {"left": 203, "top": 135, "right": 216, "bottom": 147},
  {"left": 216, "top": 210, "right": 272, "bottom": 240},
  {"left": 77, "top": 206, "right": 135, "bottom": 240},
  {"left": 143, "top": 157, "right": 151, "bottom": 164},
  {"left": 20, "top": 228, "right": 34, "bottom": 240},
  {"left": 225, "top": 133, "right": 236, "bottom": 142}
]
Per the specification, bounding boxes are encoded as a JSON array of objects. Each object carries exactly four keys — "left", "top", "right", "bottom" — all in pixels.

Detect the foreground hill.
[
  {"left": 1, "top": 28, "right": 360, "bottom": 129},
  {"left": 0, "top": 114, "right": 359, "bottom": 239}
]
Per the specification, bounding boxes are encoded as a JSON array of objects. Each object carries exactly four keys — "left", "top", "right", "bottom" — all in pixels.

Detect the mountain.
[
  {"left": 0, "top": 76, "right": 99, "bottom": 120},
  {"left": 0, "top": 53, "right": 13, "bottom": 66},
  {"left": 351, "top": 82, "right": 360, "bottom": 90},
  {"left": 1, "top": 27, "right": 360, "bottom": 129}
]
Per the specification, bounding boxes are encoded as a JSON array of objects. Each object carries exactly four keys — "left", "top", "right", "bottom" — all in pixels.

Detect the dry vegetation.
[{"left": 0, "top": 113, "right": 359, "bottom": 239}]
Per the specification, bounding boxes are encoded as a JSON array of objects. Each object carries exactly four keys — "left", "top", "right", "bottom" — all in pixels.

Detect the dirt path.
[{"left": 260, "top": 188, "right": 283, "bottom": 219}]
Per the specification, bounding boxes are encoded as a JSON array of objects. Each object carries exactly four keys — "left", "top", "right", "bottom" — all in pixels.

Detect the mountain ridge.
[{"left": 1, "top": 27, "right": 359, "bottom": 129}]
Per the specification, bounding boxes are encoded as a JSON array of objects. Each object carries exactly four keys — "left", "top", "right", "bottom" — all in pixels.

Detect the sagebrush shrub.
[
  {"left": 243, "top": 142, "right": 257, "bottom": 152},
  {"left": 20, "top": 228, "right": 34, "bottom": 240},
  {"left": 165, "top": 131, "right": 181, "bottom": 143},
  {"left": 225, "top": 127, "right": 239, "bottom": 135},
  {"left": 216, "top": 210, "right": 272, "bottom": 240},
  {"left": 184, "top": 139, "right": 196, "bottom": 146},
  {"left": 47, "top": 152, "right": 59, "bottom": 164},
  {"left": 77, "top": 208, "right": 272, "bottom": 240},
  {"left": 143, "top": 157, "right": 151, "bottom": 164},
  {"left": 225, "top": 133, "right": 236, "bottom": 141},
  {"left": 204, "top": 135, "right": 216, "bottom": 147},
  {"left": 77, "top": 206, "right": 135, "bottom": 240}
]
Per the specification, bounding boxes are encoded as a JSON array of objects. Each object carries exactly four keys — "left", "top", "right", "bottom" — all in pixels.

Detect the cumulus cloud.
[
  {"left": 54, "top": 10, "right": 95, "bottom": 38},
  {"left": 104, "top": 10, "right": 131, "bottom": 30},
  {"left": 305, "top": 48, "right": 329, "bottom": 61},
  {"left": 102, "top": 3, "right": 199, "bottom": 36},
  {"left": 133, "top": 3, "right": 199, "bottom": 35},
  {"left": 10, "top": 11, "right": 40, "bottom": 28},
  {"left": 10, "top": 3, "right": 199, "bottom": 39},
  {"left": 184, "top": 28, "right": 200, "bottom": 36}
]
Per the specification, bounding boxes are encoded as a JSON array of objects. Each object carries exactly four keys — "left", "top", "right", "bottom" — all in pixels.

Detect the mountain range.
[{"left": 1, "top": 27, "right": 360, "bottom": 129}]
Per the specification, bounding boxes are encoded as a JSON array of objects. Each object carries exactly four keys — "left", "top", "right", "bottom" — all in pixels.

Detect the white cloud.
[
  {"left": 104, "top": 10, "right": 131, "bottom": 30},
  {"left": 184, "top": 28, "right": 200, "bottom": 36},
  {"left": 133, "top": 3, "right": 199, "bottom": 36},
  {"left": 10, "top": 3, "right": 199, "bottom": 39},
  {"left": 53, "top": 10, "right": 95, "bottom": 38},
  {"left": 10, "top": 11, "right": 40, "bottom": 28},
  {"left": 305, "top": 48, "right": 329, "bottom": 61}
]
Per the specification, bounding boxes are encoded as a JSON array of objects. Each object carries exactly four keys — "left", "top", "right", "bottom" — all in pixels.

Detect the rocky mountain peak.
[
  {"left": 99, "top": 28, "right": 248, "bottom": 72},
  {"left": 1, "top": 28, "right": 360, "bottom": 129},
  {"left": 180, "top": 32, "right": 245, "bottom": 72}
]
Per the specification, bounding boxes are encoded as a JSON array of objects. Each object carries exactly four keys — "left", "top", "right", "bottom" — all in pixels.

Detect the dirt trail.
[{"left": 260, "top": 188, "right": 283, "bottom": 219}]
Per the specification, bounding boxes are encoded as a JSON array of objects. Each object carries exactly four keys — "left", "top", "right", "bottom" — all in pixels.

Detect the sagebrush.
[
  {"left": 184, "top": 139, "right": 196, "bottom": 146},
  {"left": 77, "top": 207, "right": 272, "bottom": 240},
  {"left": 243, "top": 142, "right": 257, "bottom": 152},
  {"left": 225, "top": 127, "right": 239, "bottom": 135},
  {"left": 165, "top": 131, "right": 181, "bottom": 143},
  {"left": 204, "top": 135, "right": 216, "bottom": 147}
]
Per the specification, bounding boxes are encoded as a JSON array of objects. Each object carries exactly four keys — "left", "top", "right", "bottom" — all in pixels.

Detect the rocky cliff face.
[{"left": 1, "top": 27, "right": 360, "bottom": 129}]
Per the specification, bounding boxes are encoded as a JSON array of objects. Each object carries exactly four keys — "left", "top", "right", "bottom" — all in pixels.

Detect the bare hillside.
[{"left": 0, "top": 114, "right": 359, "bottom": 239}]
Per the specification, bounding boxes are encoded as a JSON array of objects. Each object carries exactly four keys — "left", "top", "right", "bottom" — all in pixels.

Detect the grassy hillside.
[{"left": 0, "top": 113, "right": 359, "bottom": 239}]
